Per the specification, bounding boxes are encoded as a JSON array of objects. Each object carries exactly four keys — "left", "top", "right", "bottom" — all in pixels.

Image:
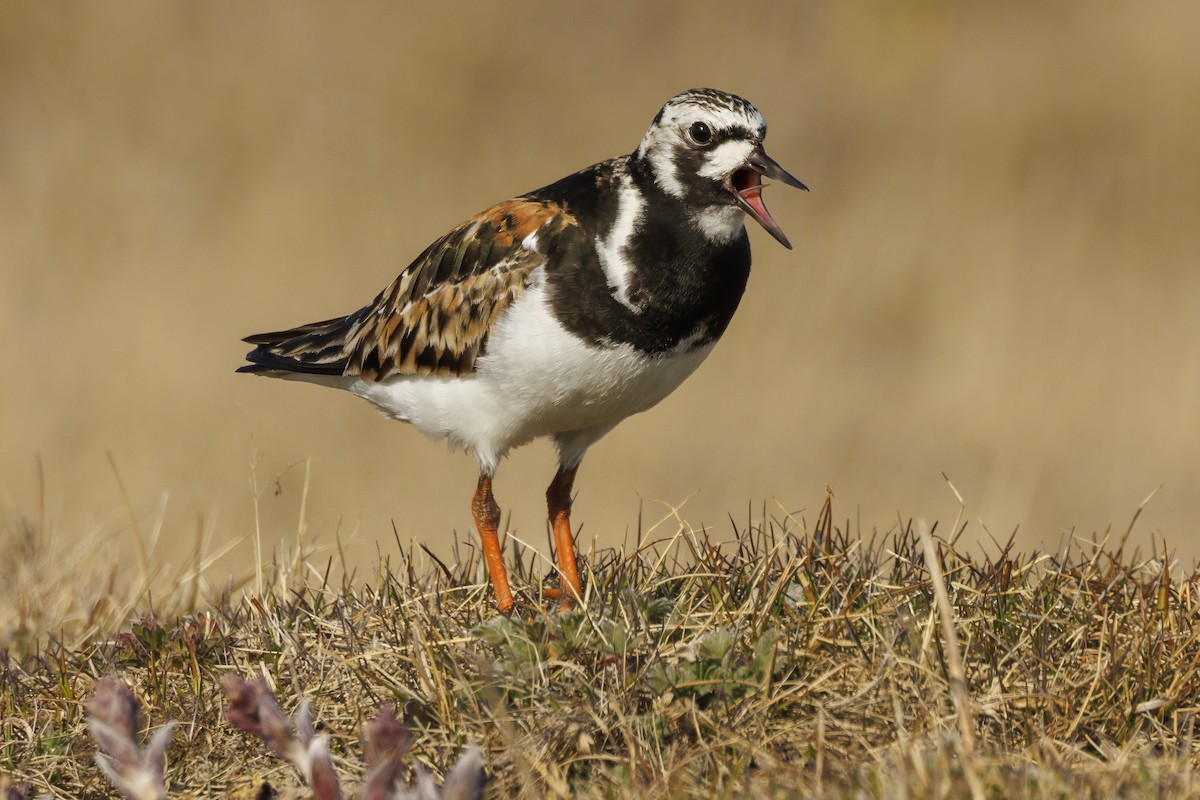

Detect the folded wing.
[{"left": 239, "top": 199, "right": 576, "bottom": 380}]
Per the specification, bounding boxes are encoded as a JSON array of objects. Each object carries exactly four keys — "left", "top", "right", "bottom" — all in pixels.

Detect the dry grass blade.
[{"left": 918, "top": 521, "right": 983, "bottom": 800}]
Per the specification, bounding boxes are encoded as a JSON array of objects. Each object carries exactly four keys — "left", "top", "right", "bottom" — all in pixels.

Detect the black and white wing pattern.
[{"left": 239, "top": 199, "right": 578, "bottom": 380}]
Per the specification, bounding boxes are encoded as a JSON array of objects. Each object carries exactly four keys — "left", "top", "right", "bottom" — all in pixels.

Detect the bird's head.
[{"left": 634, "top": 88, "right": 807, "bottom": 249}]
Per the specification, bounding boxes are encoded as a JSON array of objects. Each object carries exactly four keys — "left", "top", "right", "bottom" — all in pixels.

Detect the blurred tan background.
[{"left": 3, "top": 2, "right": 1199, "bottom": 578}]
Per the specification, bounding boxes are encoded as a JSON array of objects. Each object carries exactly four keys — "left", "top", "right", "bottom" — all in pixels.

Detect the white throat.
[{"left": 695, "top": 205, "right": 747, "bottom": 244}]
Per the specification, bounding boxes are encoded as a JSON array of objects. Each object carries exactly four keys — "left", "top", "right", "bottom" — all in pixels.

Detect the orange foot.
[{"left": 541, "top": 562, "right": 588, "bottom": 618}]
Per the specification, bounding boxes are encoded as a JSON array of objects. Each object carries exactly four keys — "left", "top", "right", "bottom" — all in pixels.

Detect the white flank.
[
  {"left": 595, "top": 179, "right": 645, "bottom": 310},
  {"left": 346, "top": 285, "right": 714, "bottom": 472}
]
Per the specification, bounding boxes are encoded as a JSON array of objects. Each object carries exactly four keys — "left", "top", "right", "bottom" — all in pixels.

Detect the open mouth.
[
  {"left": 724, "top": 150, "right": 808, "bottom": 250},
  {"left": 730, "top": 167, "right": 761, "bottom": 196},
  {"left": 726, "top": 167, "right": 788, "bottom": 248}
]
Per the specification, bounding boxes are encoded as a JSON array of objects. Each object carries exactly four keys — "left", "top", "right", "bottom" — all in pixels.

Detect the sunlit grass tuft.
[{"left": 3, "top": 491, "right": 1200, "bottom": 798}]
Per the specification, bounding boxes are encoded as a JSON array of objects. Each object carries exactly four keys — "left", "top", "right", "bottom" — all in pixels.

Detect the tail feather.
[
  {"left": 241, "top": 316, "right": 349, "bottom": 347},
  {"left": 238, "top": 312, "right": 367, "bottom": 376},
  {"left": 236, "top": 350, "right": 344, "bottom": 376}
]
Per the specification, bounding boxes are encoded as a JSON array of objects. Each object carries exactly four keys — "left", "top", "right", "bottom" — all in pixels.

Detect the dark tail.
[{"left": 237, "top": 313, "right": 365, "bottom": 376}]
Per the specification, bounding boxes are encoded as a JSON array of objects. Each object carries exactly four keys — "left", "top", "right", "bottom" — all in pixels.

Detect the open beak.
[{"left": 725, "top": 147, "right": 808, "bottom": 249}]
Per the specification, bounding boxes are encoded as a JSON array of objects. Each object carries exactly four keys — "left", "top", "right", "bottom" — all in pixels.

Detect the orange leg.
[
  {"left": 472, "top": 473, "right": 514, "bottom": 615},
  {"left": 546, "top": 465, "right": 583, "bottom": 607}
]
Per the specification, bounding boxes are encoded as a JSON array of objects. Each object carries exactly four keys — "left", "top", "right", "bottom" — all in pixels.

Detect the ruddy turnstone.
[{"left": 239, "top": 88, "right": 806, "bottom": 614}]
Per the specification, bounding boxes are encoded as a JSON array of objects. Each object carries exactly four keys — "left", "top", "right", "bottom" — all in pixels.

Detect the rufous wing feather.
[{"left": 239, "top": 199, "right": 577, "bottom": 380}]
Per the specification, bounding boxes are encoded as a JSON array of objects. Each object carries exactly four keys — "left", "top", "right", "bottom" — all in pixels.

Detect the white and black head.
[{"left": 634, "top": 88, "right": 807, "bottom": 249}]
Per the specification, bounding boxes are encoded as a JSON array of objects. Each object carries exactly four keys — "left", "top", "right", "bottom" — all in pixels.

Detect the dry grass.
[{"left": 4, "top": 490, "right": 1200, "bottom": 799}]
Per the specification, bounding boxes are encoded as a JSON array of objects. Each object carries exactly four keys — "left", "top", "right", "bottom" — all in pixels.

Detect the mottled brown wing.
[{"left": 241, "top": 199, "right": 577, "bottom": 380}]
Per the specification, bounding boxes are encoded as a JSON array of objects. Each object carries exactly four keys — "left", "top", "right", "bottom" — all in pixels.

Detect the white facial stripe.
[
  {"left": 699, "top": 140, "right": 756, "bottom": 180},
  {"left": 671, "top": 104, "right": 764, "bottom": 135},
  {"left": 646, "top": 141, "right": 684, "bottom": 197},
  {"left": 657, "top": 103, "right": 765, "bottom": 140},
  {"left": 595, "top": 178, "right": 645, "bottom": 310}
]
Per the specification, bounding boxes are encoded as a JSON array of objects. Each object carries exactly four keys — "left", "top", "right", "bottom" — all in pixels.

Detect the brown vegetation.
[{"left": 3, "top": 492, "right": 1199, "bottom": 798}]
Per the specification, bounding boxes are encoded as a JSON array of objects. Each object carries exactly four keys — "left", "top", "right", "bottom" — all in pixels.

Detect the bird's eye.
[{"left": 687, "top": 121, "right": 713, "bottom": 146}]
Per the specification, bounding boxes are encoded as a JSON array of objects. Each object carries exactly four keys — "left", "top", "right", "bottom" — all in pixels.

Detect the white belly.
[{"left": 346, "top": 284, "right": 714, "bottom": 470}]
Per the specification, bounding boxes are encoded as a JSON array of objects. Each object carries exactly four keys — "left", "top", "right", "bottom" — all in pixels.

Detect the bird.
[{"left": 238, "top": 88, "right": 806, "bottom": 615}]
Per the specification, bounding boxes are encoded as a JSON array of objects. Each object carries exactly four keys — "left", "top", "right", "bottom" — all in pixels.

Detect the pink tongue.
[{"left": 740, "top": 186, "right": 777, "bottom": 229}]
